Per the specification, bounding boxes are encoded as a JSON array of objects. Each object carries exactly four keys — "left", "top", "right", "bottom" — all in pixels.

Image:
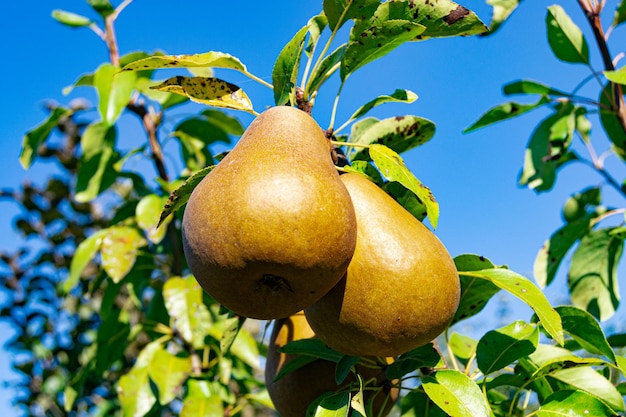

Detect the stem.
[
  {"left": 330, "top": 139, "right": 369, "bottom": 148},
  {"left": 243, "top": 71, "right": 274, "bottom": 90},
  {"left": 328, "top": 82, "right": 346, "bottom": 131}
]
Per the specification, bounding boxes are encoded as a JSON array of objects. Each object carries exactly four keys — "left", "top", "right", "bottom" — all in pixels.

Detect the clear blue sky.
[{"left": 2, "top": 0, "right": 626, "bottom": 414}]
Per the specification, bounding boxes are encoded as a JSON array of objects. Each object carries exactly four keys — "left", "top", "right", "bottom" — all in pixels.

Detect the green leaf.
[
  {"left": 273, "top": 355, "right": 317, "bottom": 382},
  {"left": 536, "top": 390, "right": 616, "bottom": 417},
  {"left": 383, "top": 181, "right": 427, "bottom": 222},
  {"left": 561, "top": 187, "right": 601, "bottom": 223},
  {"left": 341, "top": 19, "right": 425, "bottom": 81},
  {"left": 546, "top": 5, "right": 590, "bottom": 64},
  {"left": 555, "top": 306, "right": 616, "bottom": 363},
  {"left": 118, "top": 341, "right": 161, "bottom": 417},
  {"left": 306, "top": 44, "right": 346, "bottom": 95},
  {"left": 272, "top": 25, "right": 308, "bottom": 106},
  {"left": 335, "top": 355, "right": 359, "bottom": 384},
  {"left": 476, "top": 321, "right": 539, "bottom": 375},
  {"left": 310, "top": 391, "right": 350, "bottom": 417},
  {"left": 51, "top": 10, "right": 93, "bottom": 27},
  {"left": 464, "top": 96, "right": 549, "bottom": 132},
  {"left": 151, "top": 76, "right": 255, "bottom": 113},
  {"left": 230, "top": 328, "right": 260, "bottom": 369},
  {"left": 306, "top": 14, "right": 328, "bottom": 55},
  {"left": 148, "top": 346, "right": 192, "bottom": 405},
  {"left": 87, "top": 0, "right": 115, "bottom": 17},
  {"left": 96, "top": 307, "right": 130, "bottom": 375},
  {"left": 422, "top": 370, "right": 490, "bottom": 417},
  {"left": 159, "top": 165, "right": 215, "bottom": 227},
  {"left": 386, "top": 343, "right": 441, "bottom": 380},
  {"left": 64, "top": 229, "right": 107, "bottom": 292},
  {"left": 323, "top": 0, "right": 379, "bottom": 31},
  {"left": 599, "top": 83, "right": 626, "bottom": 156},
  {"left": 568, "top": 227, "right": 623, "bottom": 321},
  {"left": 181, "top": 380, "right": 224, "bottom": 417},
  {"left": 503, "top": 80, "right": 572, "bottom": 97},
  {"left": 462, "top": 268, "right": 564, "bottom": 345},
  {"left": 547, "top": 367, "right": 624, "bottom": 413},
  {"left": 350, "top": 116, "right": 435, "bottom": 159},
  {"left": 534, "top": 215, "right": 594, "bottom": 288},
  {"left": 219, "top": 315, "right": 244, "bottom": 356},
  {"left": 136, "top": 194, "right": 171, "bottom": 244},
  {"left": 94, "top": 63, "right": 137, "bottom": 126},
  {"left": 452, "top": 254, "right": 501, "bottom": 324},
  {"left": 122, "top": 51, "right": 247, "bottom": 74},
  {"left": 604, "top": 67, "right": 626, "bottom": 85},
  {"left": 369, "top": 144, "right": 439, "bottom": 228},
  {"left": 614, "top": 1, "right": 626, "bottom": 27},
  {"left": 101, "top": 226, "right": 147, "bottom": 283},
  {"left": 20, "top": 106, "right": 72, "bottom": 169},
  {"left": 448, "top": 333, "right": 478, "bottom": 366},
  {"left": 346, "top": 89, "right": 418, "bottom": 125},
  {"left": 75, "top": 121, "right": 118, "bottom": 202},
  {"left": 401, "top": 390, "right": 448, "bottom": 417},
  {"left": 279, "top": 338, "right": 343, "bottom": 362},
  {"left": 163, "top": 276, "right": 212, "bottom": 349},
  {"left": 485, "top": 0, "right": 521, "bottom": 35}
]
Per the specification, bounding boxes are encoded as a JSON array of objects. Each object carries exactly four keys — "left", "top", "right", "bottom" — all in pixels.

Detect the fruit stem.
[{"left": 329, "top": 140, "right": 370, "bottom": 149}]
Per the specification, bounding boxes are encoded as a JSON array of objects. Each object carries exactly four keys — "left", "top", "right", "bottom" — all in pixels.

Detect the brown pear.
[
  {"left": 305, "top": 173, "right": 460, "bottom": 357},
  {"left": 182, "top": 106, "right": 357, "bottom": 319},
  {"left": 265, "top": 312, "right": 399, "bottom": 417}
]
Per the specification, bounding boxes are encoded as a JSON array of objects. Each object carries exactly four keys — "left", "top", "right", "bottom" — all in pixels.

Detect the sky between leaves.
[{"left": 2, "top": 0, "right": 626, "bottom": 414}]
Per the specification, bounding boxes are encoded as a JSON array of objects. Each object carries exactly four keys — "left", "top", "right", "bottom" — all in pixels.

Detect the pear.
[
  {"left": 182, "top": 106, "right": 357, "bottom": 319},
  {"left": 265, "top": 312, "right": 399, "bottom": 417},
  {"left": 305, "top": 173, "right": 460, "bottom": 357}
]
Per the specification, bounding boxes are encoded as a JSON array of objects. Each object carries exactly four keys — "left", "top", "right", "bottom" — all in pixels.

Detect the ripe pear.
[
  {"left": 265, "top": 312, "right": 399, "bottom": 417},
  {"left": 181, "top": 106, "right": 357, "bottom": 319},
  {"left": 305, "top": 173, "right": 460, "bottom": 357}
]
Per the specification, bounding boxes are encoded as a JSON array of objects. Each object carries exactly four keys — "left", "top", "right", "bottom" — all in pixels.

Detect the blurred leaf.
[
  {"left": 369, "top": 144, "right": 439, "bottom": 228},
  {"left": 201, "top": 109, "right": 244, "bottom": 135},
  {"left": 181, "top": 380, "right": 224, "bottom": 417},
  {"left": 346, "top": 89, "right": 418, "bottom": 124},
  {"left": 94, "top": 63, "right": 137, "bottom": 126},
  {"left": 614, "top": 1, "right": 626, "bottom": 27},
  {"left": 75, "top": 121, "right": 118, "bottom": 202},
  {"left": 485, "top": 0, "right": 521, "bottom": 35},
  {"left": 568, "top": 227, "right": 623, "bottom": 321},
  {"left": 231, "top": 328, "right": 260, "bottom": 369},
  {"left": 148, "top": 346, "right": 192, "bottom": 405},
  {"left": 87, "top": 0, "right": 115, "bottom": 17},
  {"left": 51, "top": 10, "right": 93, "bottom": 27},
  {"left": 503, "top": 79, "right": 571, "bottom": 97},
  {"left": 219, "top": 315, "right": 244, "bottom": 356},
  {"left": 323, "top": 0, "right": 379, "bottom": 31},
  {"left": 64, "top": 229, "right": 107, "bottom": 293},
  {"left": 136, "top": 194, "right": 171, "bottom": 244},
  {"left": 341, "top": 19, "right": 425, "bottom": 81},
  {"left": 310, "top": 391, "right": 350, "bottom": 417},
  {"left": 163, "top": 276, "right": 212, "bottom": 349},
  {"left": 118, "top": 341, "right": 161, "bottom": 417},
  {"left": 555, "top": 306, "right": 616, "bottom": 363},
  {"left": 452, "top": 254, "right": 501, "bottom": 324},
  {"left": 604, "top": 67, "right": 626, "bottom": 85},
  {"left": 159, "top": 165, "right": 215, "bottom": 226},
  {"left": 307, "top": 44, "right": 346, "bottom": 94},
  {"left": 96, "top": 308, "right": 130, "bottom": 375},
  {"left": 101, "top": 226, "right": 147, "bottom": 283},
  {"left": 448, "top": 333, "right": 478, "bottom": 366},
  {"left": 401, "top": 390, "right": 448, "bottom": 417},
  {"left": 151, "top": 76, "right": 255, "bottom": 113},
  {"left": 476, "top": 321, "right": 539, "bottom": 375},
  {"left": 546, "top": 5, "right": 589, "bottom": 64},
  {"left": 534, "top": 214, "right": 594, "bottom": 288},
  {"left": 386, "top": 343, "right": 441, "bottom": 380},
  {"left": 422, "top": 370, "right": 490, "bottom": 417},
  {"left": 536, "top": 390, "right": 616, "bottom": 417},
  {"left": 599, "top": 83, "right": 626, "bottom": 155},
  {"left": 20, "top": 106, "right": 72, "bottom": 169},
  {"left": 464, "top": 96, "right": 549, "bottom": 132},
  {"left": 561, "top": 187, "right": 601, "bottom": 223},
  {"left": 272, "top": 25, "right": 308, "bottom": 106}
]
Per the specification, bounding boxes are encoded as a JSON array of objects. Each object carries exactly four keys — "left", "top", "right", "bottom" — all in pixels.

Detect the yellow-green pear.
[
  {"left": 182, "top": 106, "right": 357, "bottom": 319},
  {"left": 305, "top": 173, "right": 460, "bottom": 357}
]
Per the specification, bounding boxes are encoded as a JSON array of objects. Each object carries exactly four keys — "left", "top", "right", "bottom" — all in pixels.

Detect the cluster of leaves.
[
  {"left": 466, "top": 1, "right": 626, "bottom": 324},
  {"left": 2, "top": 1, "right": 626, "bottom": 417}
]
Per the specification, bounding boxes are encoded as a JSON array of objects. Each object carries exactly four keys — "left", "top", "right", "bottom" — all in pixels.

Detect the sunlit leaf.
[
  {"left": 546, "top": 5, "right": 589, "bottom": 64},
  {"left": 448, "top": 333, "right": 478, "bottom": 366},
  {"left": 476, "top": 321, "right": 539, "bottom": 375},
  {"left": 369, "top": 144, "right": 439, "bottom": 228},
  {"left": 309, "top": 391, "right": 350, "bottom": 417},
  {"left": 555, "top": 306, "right": 616, "bottom": 363},
  {"left": 75, "top": 121, "right": 118, "bottom": 202},
  {"left": 64, "top": 229, "right": 107, "bottom": 292},
  {"left": 464, "top": 96, "right": 549, "bottom": 132},
  {"left": 536, "top": 390, "right": 616, "bottom": 417},
  {"left": 307, "top": 44, "right": 345, "bottom": 94},
  {"left": 485, "top": 0, "right": 521, "bottom": 35},
  {"left": 346, "top": 89, "right": 418, "bottom": 124},
  {"left": 151, "top": 76, "right": 254, "bottom": 113},
  {"left": 219, "top": 315, "right": 244, "bottom": 356},
  {"left": 323, "top": 0, "right": 379, "bottom": 31},
  {"left": 422, "top": 370, "right": 490, "bottom": 417},
  {"left": 181, "top": 380, "right": 224, "bottom": 417},
  {"left": 159, "top": 165, "right": 215, "bottom": 227},
  {"left": 148, "top": 346, "right": 192, "bottom": 405},
  {"left": 51, "top": 10, "right": 93, "bottom": 27},
  {"left": 100, "top": 226, "right": 147, "bottom": 283},
  {"left": 94, "top": 63, "right": 137, "bottom": 126},
  {"left": 121, "top": 51, "right": 248, "bottom": 74},
  {"left": 568, "top": 227, "right": 622, "bottom": 321},
  {"left": 136, "top": 194, "right": 171, "bottom": 244},
  {"left": 231, "top": 328, "right": 260, "bottom": 369},
  {"left": 117, "top": 341, "right": 161, "bottom": 417},
  {"left": 272, "top": 25, "right": 308, "bottom": 106},
  {"left": 503, "top": 79, "right": 572, "bottom": 97},
  {"left": 306, "top": 13, "right": 328, "bottom": 55},
  {"left": 452, "top": 254, "right": 501, "bottom": 324},
  {"left": 163, "top": 276, "right": 212, "bottom": 349},
  {"left": 20, "top": 106, "right": 72, "bottom": 169}
]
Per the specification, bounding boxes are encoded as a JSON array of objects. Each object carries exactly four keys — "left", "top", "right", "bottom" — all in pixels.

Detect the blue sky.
[{"left": 2, "top": 0, "right": 626, "bottom": 414}]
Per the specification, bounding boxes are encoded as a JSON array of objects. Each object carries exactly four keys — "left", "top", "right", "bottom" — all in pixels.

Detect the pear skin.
[
  {"left": 182, "top": 106, "right": 357, "bottom": 319},
  {"left": 305, "top": 173, "right": 460, "bottom": 357},
  {"left": 265, "top": 312, "right": 399, "bottom": 417}
]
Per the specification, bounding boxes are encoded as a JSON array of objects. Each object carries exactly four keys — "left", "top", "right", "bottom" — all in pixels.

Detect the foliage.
[{"left": 1, "top": 1, "right": 626, "bottom": 417}]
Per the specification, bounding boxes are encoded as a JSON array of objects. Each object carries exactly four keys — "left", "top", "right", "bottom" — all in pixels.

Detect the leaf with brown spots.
[
  {"left": 158, "top": 165, "right": 215, "bottom": 227},
  {"left": 151, "top": 76, "right": 255, "bottom": 113},
  {"left": 121, "top": 51, "right": 247, "bottom": 73},
  {"left": 272, "top": 25, "right": 308, "bottom": 106}
]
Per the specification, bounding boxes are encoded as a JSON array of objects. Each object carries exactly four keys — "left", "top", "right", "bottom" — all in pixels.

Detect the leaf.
[
  {"left": 279, "top": 338, "right": 343, "bottom": 362},
  {"left": 230, "top": 328, "right": 260, "bottom": 369},
  {"left": 485, "top": 0, "right": 521, "bottom": 35},
  {"left": 87, "top": 0, "right": 115, "bottom": 17},
  {"left": 369, "top": 144, "right": 439, "bottom": 228},
  {"left": 383, "top": 181, "right": 427, "bottom": 222},
  {"left": 20, "top": 106, "right": 72, "bottom": 169},
  {"left": 100, "top": 226, "right": 147, "bottom": 283},
  {"left": 75, "top": 121, "right": 118, "bottom": 202},
  {"left": 604, "top": 67, "right": 626, "bottom": 85},
  {"left": 452, "top": 254, "right": 501, "bottom": 324},
  {"left": 181, "top": 380, "right": 224, "bottom": 417},
  {"left": 385, "top": 343, "right": 441, "bottom": 380},
  {"left": 64, "top": 229, "right": 107, "bottom": 293},
  {"left": 335, "top": 355, "right": 359, "bottom": 385},
  {"left": 476, "top": 321, "right": 539, "bottom": 375},
  {"left": 306, "top": 14, "right": 328, "bottom": 55},
  {"left": 51, "top": 10, "right": 93, "bottom": 27},
  {"left": 614, "top": 1, "right": 626, "bottom": 27},
  {"left": 273, "top": 355, "right": 317, "bottom": 382},
  {"left": 341, "top": 19, "right": 425, "bottom": 81},
  {"left": 547, "top": 367, "right": 624, "bottom": 413},
  {"left": 163, "top": 276, "right": 212, "bottom": 349},
  {"left": 568, "top": 227, "right": 623, "bottom": 321},
  {"left": 96, "top": 308, "right": 130, "bottom": 375},
  {"left": 159, "top": 165, "right": 215, "bottom": 227},
  {"left": 136, "top": 194, "right": 171, "bottom": 244},
  {"left": 503, "top": 80, "right": 572, "bottom": 97},
  {"left": 599, "top": 83, "right": 626, "bottom": 156},
  {"left": 272, "top": 25, "right": 308, "bottom": 106},
  {"left": 121, "top": 51, "right": 247, "bottom": 74},
  {"left": 461, "top": 268, "right": 564, "bottom": 345},
  {"left": 464, "top": 96, "right": 549, "bottom": 132},
  {"left": 323, "top": 0, "right": 379, "bottom": 31},
  {"left": 555, "top": 306, "right": 616, "bottom": 363},
  {"left": 546, "top": 5, "right": 590, "bottom": 64},
  {"left": 401, "top": 390, "right": 448, "bottom": 417},
  {"left": 310, "top": 391, "right": 350, "bottom": 417},
  {"left": 219, "top": 315, "right": 245, "bottom": 356},
  {"left": 307, "top": 44, "right": 346, "bottom": 94},
  {"left": 151, "top": 76, "right": 254, "bottom": 113},
  {"left": 448, "top": 333, "right": 478, "bottom": 365},
  {"left": 117, "top": 341, "right": 161, "bottom": 417},
  {"left": 536, "top": 390, "right": 616, "bottom": 417},
  {"left": 534, "top": 215, "right": 594, "bottom": 288},
  {"left": 148, "top": 346, "right": 192, "bottom": 405},
  {"left": 94, "top": 63, "right": 137, "bottom": 126},
  {"left": 347, "top": 89, "right": 418, "bottom": 124},
  {"left": 422, "top": 370, "right": 490, "bottom": 417}
]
